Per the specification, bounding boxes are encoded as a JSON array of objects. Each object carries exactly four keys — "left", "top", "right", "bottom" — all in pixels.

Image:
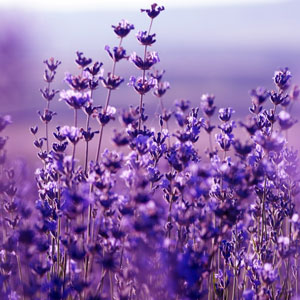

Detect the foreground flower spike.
[
  {"left": 95, "top": 20, "right": 134, "bottom": 163},
  {"left": 131, "top": 3, "right": 164, "bottom": 131}
]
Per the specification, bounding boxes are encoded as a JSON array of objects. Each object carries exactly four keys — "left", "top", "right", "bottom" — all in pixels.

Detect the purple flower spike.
[
  {"left": 60, "top": 125, "right": 81, "bottom": 144},
  {"left": 201, "top": 94, "right": 216, "bottom": 117},
  {"left": 218, "top": 107, "right": 235, "bottom": 122},
  {"left": 59, "top": 90, "right": 91, "bottom": 109},
  {"left": 101, "top": 72, "right": 124, "bottom": 90},
  {"left": 273, "top": 67, "right": 292, "bottom": 91},
  {"left": 85, "top": 61, "right": 103, "bottom": 76},
  {"left": 75, "top": 51, "right": 92, "bottom": 68},
  {"left": 250, "top": 87, "right": 269, "bottom": 106},
  {"left": 105, "top": 45, "right": 128, "bottom": 62},
  {"left": 130, "top": 51, "right": 160, "bottom": 70},
  {"left": 136, "top": 31, "right": 156, "bottom": 46},
  {"left": 278, "top": 110, "right": 297, "bottom": 130},
  {"left": 153, "top": 81, "right": 170, "bottom": 98},
  {"left": 141, "top": 3, "right": 165, "bottom": 19},
  {"left": 43, "top": 57, "right": 61, "bottom": 72},
  {"left": 112, "top": 19, "right": 134, "bottom": 38},
  {"left": 128, "top": 76, "right": 157, "bottom": 95},
  {"left": 0, "top": 115, "right": 12, "bottom": 132}
]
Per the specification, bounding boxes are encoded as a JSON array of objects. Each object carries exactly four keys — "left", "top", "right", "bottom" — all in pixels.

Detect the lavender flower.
[
  {"left": 112, "top": 19, "right": 134, "bottom": 38},
  {"left": 59, "top": 90, "right": 91, "bottom": 109},
  {"left": 75, "top": 51, "right": 92, "bottom": 68},
  {"left": 105, "top": 45, "right": 128, "bottom": 62},
  {"left": 128, "top": 76, "right": 157, "bottom": 95},
  {"left": 130, "top": 51, "right": 160, "bottom": 70},
  {"left": 136, "top": 31, "right": 156, "bottom": 46},
  {"left": 278, "top": 110, "right": 297, "bottom": 130},
  {"left": 43, "top": 57, "right": 61, "bottom": 72},
  {"left": 201, "top": 93, "right": 216, "bottom": 117},
  {"left": 141, "top": 3, "right": 165, "bottom": 19},
  {"left": 153, "top": 81, "right": 170, "bottom": 98},
  {"left": 101, "top": 72, "right": 124, "bottom": 90},
  {"left": 273, "top": 67, "right": 292, "bottom": 91},
  {"left": 219, "top": 107, "right": 235, "bottom": 122}
]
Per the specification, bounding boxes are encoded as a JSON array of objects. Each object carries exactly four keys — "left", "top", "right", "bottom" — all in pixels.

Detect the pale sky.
[{"left": 0, "top": 0, "right": 286, "bottom": 11}]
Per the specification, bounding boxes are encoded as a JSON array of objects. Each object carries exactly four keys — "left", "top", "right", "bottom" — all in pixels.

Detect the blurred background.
[{"left": 1, "top": 0, "right": 300, "bottom": 166}]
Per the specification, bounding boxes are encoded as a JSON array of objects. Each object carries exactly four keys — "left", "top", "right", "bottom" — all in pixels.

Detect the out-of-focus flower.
[
  {"left": 201, "top": 93, "right": 216, "bottom": 117},
  {"left": 278, "top": 110, "right": 297, "bottom": 130},
  {"left": 153, "top": 81, "right": 170, "bottom": 98},
  {"left": 219, "top": 107, "right": 235, "bottom": 122},
  {"left": 97, "top": 106, "right": 116, "bottom": 125}
]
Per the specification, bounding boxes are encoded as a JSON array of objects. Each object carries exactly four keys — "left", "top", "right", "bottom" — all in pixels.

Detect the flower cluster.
[{"left": 1, "top": 3, "right": 300, "bottom": 300}]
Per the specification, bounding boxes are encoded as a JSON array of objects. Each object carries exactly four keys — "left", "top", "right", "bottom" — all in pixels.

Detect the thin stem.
[
  {"left": 95, "top": 124, "right": 104, "bottom": 163},
  {"left": 84, "top": 115, "right": 90, "bottom": 175},
  {"left": 109, "top": 270, "right": 114, "bottom": 300},
  {"left": 95, "top": 38, "right": 123, "bottom": 161},
  {"left": 45, "top": 78, "right": 51, "bottom": 152},
  {"left": 138, "top": 18, "right": 153, "bottom": 130}
]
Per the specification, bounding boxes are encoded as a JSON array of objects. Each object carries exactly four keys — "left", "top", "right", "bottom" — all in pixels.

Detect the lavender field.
[{"left": 1, "top": 1, "right": 300, "bottom": 299}]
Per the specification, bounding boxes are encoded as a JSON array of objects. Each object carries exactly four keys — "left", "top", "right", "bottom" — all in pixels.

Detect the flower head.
[
  {"left": 101, "top": 72, "right": 124, "bottom": 90},
  {"left": 153, "top": 81, "right": 170, "bottom": 98},
  {"left": 130, "top": 51, "right": 160, "bottom": 70},
  {"left": 141, "top": 3, "right": 165, "bottom": 19},
  {"left": 136, "top": 31, "right": 156, "bottom": 46},
  {"left": 273, "top": 67, "right": 292, "bottom": 91},
  {"left": 128, "top": 76, "right": 157, "bottom": 95},
  {"left": 105, "top": 45, "right": 128, "bottom": 62},
  {"left": 219, "top": 107, "right": 235, "bottom": 122},
  {"left": 112, "top": 19, "right": 134, "bottom": 38},
  {"left": 59, "top": 90, "right": 91, "bottom": 109},
  {"left": 75, "top": 51, "right": 92, "bottom": 68},
  {"left": 201, "top": 94, "right": 216, "bottom": 117}
]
